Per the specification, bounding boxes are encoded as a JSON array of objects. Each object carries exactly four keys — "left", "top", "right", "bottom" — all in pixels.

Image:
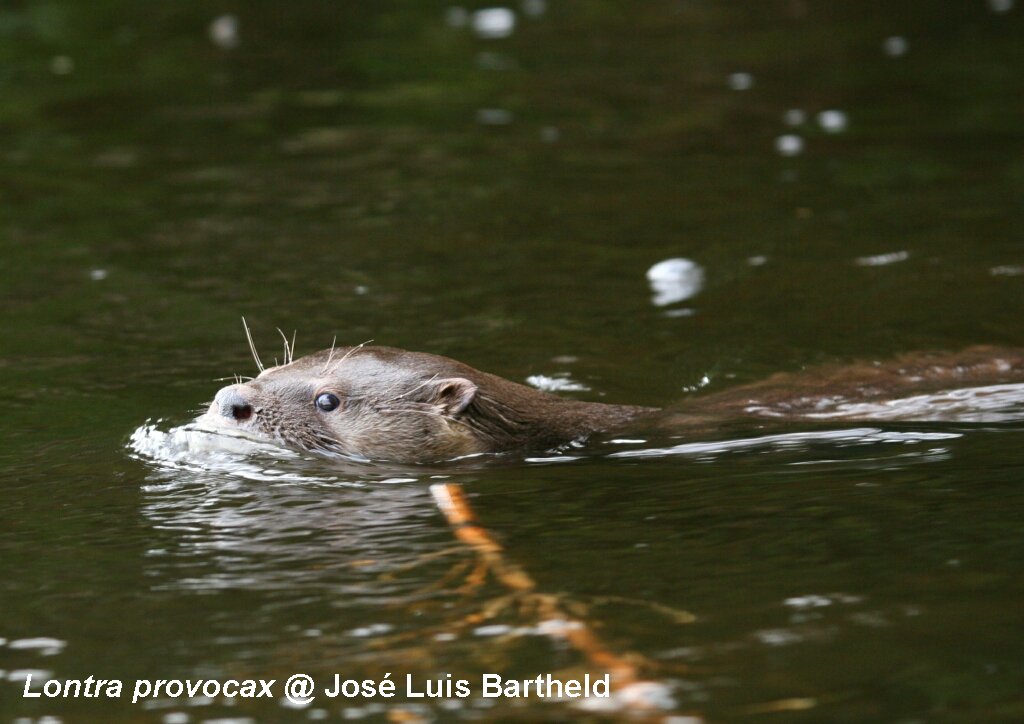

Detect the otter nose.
[{"left": 214, "top": 386, "right": 254, "bottom": 422}]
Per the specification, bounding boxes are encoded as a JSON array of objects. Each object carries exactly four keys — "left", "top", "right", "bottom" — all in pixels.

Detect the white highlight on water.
[
  {"left": 472, "top": 8, "right": 516, "bottom": 38},
  {"left": 526, "top": 374, "right": 590, "bottom": 392},
  {"left": 646, "top": 258, "right": 705, "bottom": 306},
  {"left": 817, "top": 109, "right": 848, "bottom": 133},
  {"left": 209, "top": 15, "right": 239, "bottom": 49},
  {"left": 775, "top": 134, "right": 804, "bottom": 157},
  {"left": 784, "top": 109, "right": 806, "bottom": 126},
  {"left": 796, "top": 383, "right": 1024, "bottom": 423},
  {"left": 855, "top": 250, "right": 909, "bottom": 266},
  {"left": 728, "top": 72, "right": 754, "bottom": 91},
  {"left": 883, "top": 36, "right": 909, "bottom": 57},
  {"left": 610, "top": 428, "right": 963, "bottom": 459}
]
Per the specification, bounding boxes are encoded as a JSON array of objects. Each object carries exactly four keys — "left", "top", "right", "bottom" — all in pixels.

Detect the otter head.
[{"left": 200, "top": 346, "right": 486, "bottom": 463}]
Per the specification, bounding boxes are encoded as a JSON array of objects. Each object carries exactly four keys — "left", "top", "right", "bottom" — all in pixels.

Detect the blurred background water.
[{"left": 1, "top": 1, "right": 1023, "bottom": 721}]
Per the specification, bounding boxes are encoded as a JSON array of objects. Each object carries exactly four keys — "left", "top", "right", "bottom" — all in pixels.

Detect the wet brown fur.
[{"left": 205, "top": 344, "right": 1024, "bottom": 463}]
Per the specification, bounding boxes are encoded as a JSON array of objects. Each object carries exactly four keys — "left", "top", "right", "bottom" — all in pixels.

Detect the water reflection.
[
  {"left": 2, "top": 0, "right": 1023, "bottom": 720},
  {"left": 130, "top": 423, "right": 440, "bottom": 596},
  {"left": 128, "top": 424, "right": 690, "bottom": 718}
]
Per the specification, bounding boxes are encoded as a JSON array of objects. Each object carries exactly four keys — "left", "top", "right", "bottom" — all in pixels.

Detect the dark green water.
[{"left": 2, "top": 1, "right": 1023, "bottom": 721}]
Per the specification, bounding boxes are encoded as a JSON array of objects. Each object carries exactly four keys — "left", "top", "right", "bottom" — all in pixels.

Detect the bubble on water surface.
[
  {"left": 783, "top": 109, "right": 806, "bottom": 126},
  {"left": 445, "top": 6, "right": 469, "bottom": 27},
  {"left": 817, "top": 109, "right": 848, "bottom": 133},
  {"left": 349, "top": 623, "right": 393, "bottom": 638},
  {"left": 727, "top": 72, "right": 754, "bottom": 90},
  {"left": 475, "top": 108, "right": 513, "bottom": 125},
  {"left": 682, "top": 374, "right": 711, "bottom": 393},
  {"left": 990, "top": 265, "right": 1024, "bottom": 276},
  {"left": 209, "top": 15, "right": 239, "bottom": 49},
  {"left": 476, "top": 50, "right": 516, "bottom": 70},
  {"left": 754, "top": 628, "right": 806, "bottom": 646},
  {"left": 540, "top": 125, "right": 560, "bottom": 143},
  {"left": 784, "top": 595, "right": 832, "bottom": 609},
  {"left": 775, "top": 134, "right": 804, "bottom": 157},
  {"left": 883, "top": 36, "right": 909, "bottom": 57},
  {"left": 646, "top": 258, "right": 705, "bottom": 306},
  {"left": 522, "top": 0, "right": 547, "bottom": 17},
  {"left": 855, "top": 250, "right": 909, "bottom": 266},
  {"left": 472, "top": 8, "right": 516, "bottom": 38},
  {"left": 50, "top": 55, "right": 74, "bottom": 75}
]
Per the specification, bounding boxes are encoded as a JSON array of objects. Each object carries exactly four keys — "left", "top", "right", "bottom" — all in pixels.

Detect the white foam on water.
[
  {"left": 526, "top": 373, "right": 590, "bottom": 392},
  {"left": 799, "top": 383, "right": 1024, "bottom": 423},
  {"left": 7, "top": 638, "right": 66, "bottom": 656},
  {"left": 610, "top": 428, "right": 962, "bottom": 460},
  {"left": 127, "top": 422, "right": 349, "bottom": 485}
]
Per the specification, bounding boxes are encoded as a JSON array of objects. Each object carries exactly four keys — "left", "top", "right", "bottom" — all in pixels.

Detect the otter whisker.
[
  {"left": 212, "top": 374, "right": 256, "bottom": 383},
  {"left": 374, "top": 405, "right": 453, "bottom": 420},
  {"left": 330, "top": 338, "right": 374, "bottom": 372},
  {"left": 320, "top": 336, "right": 338, "bottom": 375},
  {"left": 382, "top": 373, "right": 440, "bottom": 403},
  {"left": 242, "top": 316, "right": 265, "bottom": 373},
  {"left": 291, "top": 330, "right": 297, "bottom": 364},
  {"left": 276, "top": 327, "right": 294, "bottom": 366}
]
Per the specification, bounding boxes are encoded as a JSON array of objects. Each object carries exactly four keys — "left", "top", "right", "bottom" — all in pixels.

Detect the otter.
[
  {"left": 199, "top": 343, "right": 1024, "bottom": 464},
  {"left": 199, "top": 345, "right": 654, "bottom": 463}
]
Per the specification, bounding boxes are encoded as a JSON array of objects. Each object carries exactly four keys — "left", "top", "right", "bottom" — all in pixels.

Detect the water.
[{"left": 2, "top": 1, "right": 1023, "bottom": 721}]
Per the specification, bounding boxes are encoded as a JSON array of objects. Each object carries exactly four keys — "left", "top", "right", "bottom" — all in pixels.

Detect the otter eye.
[{"left": 315, "top": 392, "right": 341, "bottom": 412}]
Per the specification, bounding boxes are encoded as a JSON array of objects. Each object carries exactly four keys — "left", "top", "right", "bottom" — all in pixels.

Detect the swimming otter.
[
  {"left": 199, "top": 344, "right": 1024, "bottom": 463},
  {"left": 200, "top": 345, "right": 654, "bottom": 463}
]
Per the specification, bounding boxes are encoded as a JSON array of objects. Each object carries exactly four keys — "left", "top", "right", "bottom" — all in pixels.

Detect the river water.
[{"left": 1, "top": 1, "right": 1023, "bottom": 722}]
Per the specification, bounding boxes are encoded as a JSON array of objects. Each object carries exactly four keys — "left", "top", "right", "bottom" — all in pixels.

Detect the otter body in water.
[
  {"left": 201, "top": 346, "right": 652, "bottom": 463},
  {"left": 200, "top": 344, "right": 1024, "bottom": 463}
]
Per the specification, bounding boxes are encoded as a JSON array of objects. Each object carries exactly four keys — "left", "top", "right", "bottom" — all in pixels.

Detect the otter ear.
[{"left": 428, "top": 377, "right": 477, "bottom": 416}]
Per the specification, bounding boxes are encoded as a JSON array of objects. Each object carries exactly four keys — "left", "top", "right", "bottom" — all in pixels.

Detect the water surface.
[{"left": 2, "top": 1, "right": 1023, "bottom": 721}]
